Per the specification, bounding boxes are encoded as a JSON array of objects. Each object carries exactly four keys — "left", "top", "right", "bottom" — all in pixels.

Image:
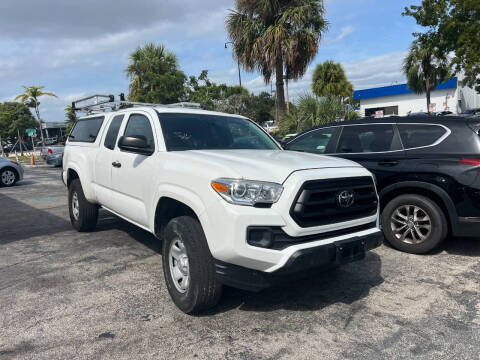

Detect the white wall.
[{"left": 359, "top": 88, "right": 459, "bottom": 116}]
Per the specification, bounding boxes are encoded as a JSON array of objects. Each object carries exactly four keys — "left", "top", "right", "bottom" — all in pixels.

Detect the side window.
[
  {"left": 397, "top": 124, "right": 448, "bottom": 149},
  {"left": 69, "top": 117, "right": 104, "bottom": 143},
  {"left": 337, "top": 124, "right": 400, "bottom": 153},
  {"left": 286, "top": 128, "right": 337, "bottom": 154},
  {"left": 123, "top": 114, "right": 155, "bottom": 150},
  {"left": 104, "top": 115, "right": 124, "bottom": 150}
]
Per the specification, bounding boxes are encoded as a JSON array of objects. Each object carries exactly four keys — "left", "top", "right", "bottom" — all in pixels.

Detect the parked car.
[
  {"left": 0, "top": 157, "right": 24, "bottom": 187},
  {"left": 41, "top": 146, "right": 64, "bottom": 167},
  {"left": 462, "top": 108, "right": 480, "bottom": 116},
  {"left": 284, "top": 115, "right": 480, "bottom": 254},
  {"left": 63, "top": 103, "right": 383, "bottom": 314}
]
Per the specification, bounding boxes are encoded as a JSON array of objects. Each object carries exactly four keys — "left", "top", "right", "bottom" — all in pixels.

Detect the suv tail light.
[
  {"left": 48, "top": 148, "right": 53, "bottom": 154},
  {"left": 459, "top": 158, "right": 480, "bottom": 166}
]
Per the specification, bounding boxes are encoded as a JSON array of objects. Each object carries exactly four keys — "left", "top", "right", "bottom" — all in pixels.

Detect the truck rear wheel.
[
  {"left": 162, "top": 216, "right": 222, "bottom": 314},
  {"left": 68, "top": 179, "right": 98, "bottom": 232}
]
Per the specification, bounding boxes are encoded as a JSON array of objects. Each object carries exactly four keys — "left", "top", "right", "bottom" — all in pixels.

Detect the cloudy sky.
[{"left": 0, "top": 0, "right": 421, "bottom": 122}]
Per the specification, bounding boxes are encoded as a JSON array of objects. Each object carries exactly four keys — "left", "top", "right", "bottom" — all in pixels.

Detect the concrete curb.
[{"left": 21, "top": 164, "right": 55, "bottom": 168}]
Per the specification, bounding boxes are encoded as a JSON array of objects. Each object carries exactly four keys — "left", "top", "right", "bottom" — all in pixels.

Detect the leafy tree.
[
  {"left": 312, "top": 60, "right": 353, "bottom": 100},
  {"left": 126, "top": 43, "right": 187, "bottom": 104},
  {"left": 226, "top": 0, "right": 328, "bottom": 121},
  {"left": 278, "top": 94, "right": 358, "bottom": 136},
  {"left": 215, "top": 92, "right": 275, "bottom": 123},
  {"left": 0, "top": 102, "right": 37, "bottom": 154},
  {"left": 403, "top": 0, "right": 480, "bottom": 91},
  {"left": 64, "top": 105, "right": 77, "bottom": 135},
  {"left": 188, "top": 70, "right": 249, "bottom": 110},
  {"left": 403, "top": 37, "right": 450, "bottom": 114},
  {"left": 14, "top": 86, "right": 57, "bottom": 147}
]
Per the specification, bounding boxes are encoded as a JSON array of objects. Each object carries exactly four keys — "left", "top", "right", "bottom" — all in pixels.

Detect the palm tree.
[
  {"left": 126, "top": 43, "right": 186, "bottom": 103},
  {"left": 14, "top": 85, "right": 57, "bottom": 147},
  {"left": 226, "top": 0, "right": 328, "bottom": 121},
  {"left": 312, "top": 60, "right": 353, "bottom": 100},
  {"left": 403, "top": 38, "right": 449, "bottom": 114},
  {"left": 64, "top": 105, "right": 77, "bottom": 136}
]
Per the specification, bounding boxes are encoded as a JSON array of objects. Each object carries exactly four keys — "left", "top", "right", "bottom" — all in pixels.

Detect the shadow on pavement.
[
  {"left": 210, "top": 252, "right": 383, "bottom": 315},
  {"left": 0, "top": 194, "right": 71, "bottom": 245},
  {"left": 444, "top": 236, "right": 480, "bottom": 257}
]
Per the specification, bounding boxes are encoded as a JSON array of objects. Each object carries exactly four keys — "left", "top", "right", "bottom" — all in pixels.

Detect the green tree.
[
  {"left": 215, "top": 92, "right": 275, "bottom": 123},
  {"left": 312, "top": 60, "right": 353, "bottom": 100},
  {"left": 64, "top": 105, "right": 77, "bottom": 135},
  {"left": 0, "top": 102, "right": 37, "bottom": 154},
  {"left": 14, "top": 86, "right": 57, "bottom": 147},
  {"left": 126, "top": 43, "right": 187, "bottom": 104},
  {"left": 403, "top": 0, "right": 480, "bottom": 91},
  {"left": 188, "top": 70, "right": 249, "bottom": 110},
  {"left": 279, "top": 94, "right": 358, "bottom": 136},
  {"left": 403, "top": 37, "right": 450, "bottom": 114},
  {"left": 226, "top": 0, "right": 328, "bottom": 121}
]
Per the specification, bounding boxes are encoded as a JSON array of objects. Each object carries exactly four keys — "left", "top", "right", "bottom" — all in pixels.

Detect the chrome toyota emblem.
[{"left": 337, "top": 190, "right": 355, "bottom": 208}]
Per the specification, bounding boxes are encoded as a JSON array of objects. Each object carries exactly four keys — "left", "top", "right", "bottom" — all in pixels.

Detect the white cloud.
[
  {"left": 325, "top": 25, "right": 355, "bottom": 44},
  {"left": 241, "top": 51, "right": 407, "bottom": 102}
]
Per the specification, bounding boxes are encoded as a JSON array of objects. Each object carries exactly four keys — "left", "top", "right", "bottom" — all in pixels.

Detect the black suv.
[{"left": 284, "top": 116, "right": 480, "bottom": 254}]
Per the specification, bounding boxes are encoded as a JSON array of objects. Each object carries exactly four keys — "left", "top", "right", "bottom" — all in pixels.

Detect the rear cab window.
[
  {"left": 69, "top": 116, "right": 105, "bottom": 143},
  {"left": 104, "top": 115, "right": 124, "bottom": 150},
  {"left": 397, "top": 124, "right": 449, "bottom": 149}
]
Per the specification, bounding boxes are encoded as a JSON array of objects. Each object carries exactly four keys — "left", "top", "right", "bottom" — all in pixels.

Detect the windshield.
[{"left": 157, "top": 112, "right": 280, "bottom": 151}]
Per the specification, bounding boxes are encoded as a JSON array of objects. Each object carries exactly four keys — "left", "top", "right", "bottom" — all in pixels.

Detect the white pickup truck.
[{"left": 62, "top": 105, "right": 383, "bottom": 314}]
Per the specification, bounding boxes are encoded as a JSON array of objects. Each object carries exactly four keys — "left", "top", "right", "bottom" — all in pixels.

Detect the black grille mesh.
[{"left": 290, "top": 176, "right": 378, "bottom": 227}]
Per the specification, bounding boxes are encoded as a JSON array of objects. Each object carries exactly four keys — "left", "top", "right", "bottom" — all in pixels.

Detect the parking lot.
[{"left": 0, "top": 167, "right": 478, "bottom": 359}]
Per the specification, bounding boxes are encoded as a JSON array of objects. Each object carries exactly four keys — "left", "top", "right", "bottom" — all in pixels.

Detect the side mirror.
[{"left": 118, "top": 135, "right": 153, "bottom": 156}]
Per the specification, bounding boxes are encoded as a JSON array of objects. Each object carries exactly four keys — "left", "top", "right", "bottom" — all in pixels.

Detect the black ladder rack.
[{"left": 72, "top": 94, "right": 201, "bottom": 114}]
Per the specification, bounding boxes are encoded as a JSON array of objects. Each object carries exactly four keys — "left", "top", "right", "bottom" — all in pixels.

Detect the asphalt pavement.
[{"left": 0, "top": 168, "right": 479, "bottom": 359}]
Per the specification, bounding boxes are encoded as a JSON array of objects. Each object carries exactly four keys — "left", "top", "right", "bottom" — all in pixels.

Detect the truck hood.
[{"left": 174, "top": 150, "right": 362, "bottom": 184}]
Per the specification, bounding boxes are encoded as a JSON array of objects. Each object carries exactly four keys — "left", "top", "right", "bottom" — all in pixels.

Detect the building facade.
[{"left": 354, "top": 76, "right": 480, "bottom": 117}]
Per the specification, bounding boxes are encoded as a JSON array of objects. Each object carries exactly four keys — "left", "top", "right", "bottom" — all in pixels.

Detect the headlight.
[{"left": 211, "top": 178, "right": 283, "bottom": 206}]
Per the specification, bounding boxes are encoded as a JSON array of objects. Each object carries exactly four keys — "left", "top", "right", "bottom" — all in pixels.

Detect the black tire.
[
  {"left": 381, "top": 194, "right": 448, "bottom": 254},
  {"left": 68, "top": 179, "right": 98, "bottom": 232},
  {"left": 162, "top": 216, "right": 222, "bottom": 314},
  {"left": 0, "top": 167, "right": 18, "bottom": 187}
]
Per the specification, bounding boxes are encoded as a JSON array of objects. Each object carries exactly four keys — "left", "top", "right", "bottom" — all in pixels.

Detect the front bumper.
[{"left": 215, "top": 230, "right": 383, "bottom": 291}]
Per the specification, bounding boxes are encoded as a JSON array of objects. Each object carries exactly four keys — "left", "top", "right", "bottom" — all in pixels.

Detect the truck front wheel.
[
  {"left": 68, "top": 179, "right": 98, "bottom": 232},
  {"left": 162, "top": 216, "right": 222, "bottom": 314}
]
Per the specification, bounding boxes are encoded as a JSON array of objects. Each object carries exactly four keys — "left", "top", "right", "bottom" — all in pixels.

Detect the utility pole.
[{"left": 225, "top": 42, "right": 242, "bottom": 87}]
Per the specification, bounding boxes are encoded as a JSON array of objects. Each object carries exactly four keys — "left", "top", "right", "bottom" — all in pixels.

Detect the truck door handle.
[
  {"left": 378, "top": 160, "right": 399, "bottom": 167},
  {"left": 112, "top": 161, "right": 122, "bottom": 168}
]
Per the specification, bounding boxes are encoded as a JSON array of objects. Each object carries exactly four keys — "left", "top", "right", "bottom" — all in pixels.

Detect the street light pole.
[{"left": 225, "top": 42, "right": 242, "bottom": 87}]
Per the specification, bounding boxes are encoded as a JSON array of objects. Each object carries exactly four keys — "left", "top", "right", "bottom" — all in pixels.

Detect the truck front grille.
[{"left": 290, "top": 176, "right": 378, "bottom": 228}]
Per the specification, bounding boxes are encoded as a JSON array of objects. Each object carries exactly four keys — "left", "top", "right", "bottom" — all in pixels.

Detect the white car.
[
  {"left": 63, "top": 104, "right": 382, "bottom": 314},
  {"left": 0, "top": 157, "right": 24, "bottom": 187}
]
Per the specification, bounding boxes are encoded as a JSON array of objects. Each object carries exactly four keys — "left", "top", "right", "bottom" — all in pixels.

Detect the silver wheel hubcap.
[
  {"left": 72, "top": 192, "right": 80, "bottom": 220},
  {"left": 169, "top": 238, "right": 190, "bottom": 293},
  {"left": 391, "top": 205, "right": 432, "bottom": 244},
  {"left": 1, "top": 170, "right": 15, "bottom": 185}
]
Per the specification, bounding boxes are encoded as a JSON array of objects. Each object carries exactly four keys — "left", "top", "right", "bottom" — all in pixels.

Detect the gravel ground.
[{"left": 0, "top": 167, "right": 479, "bottom": 360}]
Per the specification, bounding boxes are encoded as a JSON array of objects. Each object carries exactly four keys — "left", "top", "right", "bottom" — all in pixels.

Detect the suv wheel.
[
  {"left": 381, "top": 194, "right": 448, "bottom": 254},
  {"left": 0, "top": 168, "right": 18, "bottom": 187},
  {"left": 68, "top": 179, "right": 98, "bottom": 232},
  {"left": 162, "top": 216, "right": 222, "bottom": 314}
]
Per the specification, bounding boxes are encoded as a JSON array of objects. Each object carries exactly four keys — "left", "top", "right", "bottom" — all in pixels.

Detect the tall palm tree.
[
  {"left": 403, "top": 38, "right": 450, "bottom": 114},
  {"left": 64, "top": 105, "right": 77, "bottom": 136},
  {"left": 312, "top": 60, "right": 353, "bottom": 100},
  {"left": 14, "top": 85, "right": 57, "bottom": 147},
  {"left": 126, "top": 43, "right": 185, "bottom": 103},
  {"left": 226, "top": 0, "right": 328, "bottom": 121}
]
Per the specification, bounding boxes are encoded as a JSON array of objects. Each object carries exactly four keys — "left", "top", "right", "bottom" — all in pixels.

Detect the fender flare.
[
  {"left": 379, "top": 181, "right": 459, "bottom": 234},
  {"left": 150, "top": 184, "right": 209, "bottom": 235},
  {"left": 66, "top": 162, "right": 96, "bottom": 202}
]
